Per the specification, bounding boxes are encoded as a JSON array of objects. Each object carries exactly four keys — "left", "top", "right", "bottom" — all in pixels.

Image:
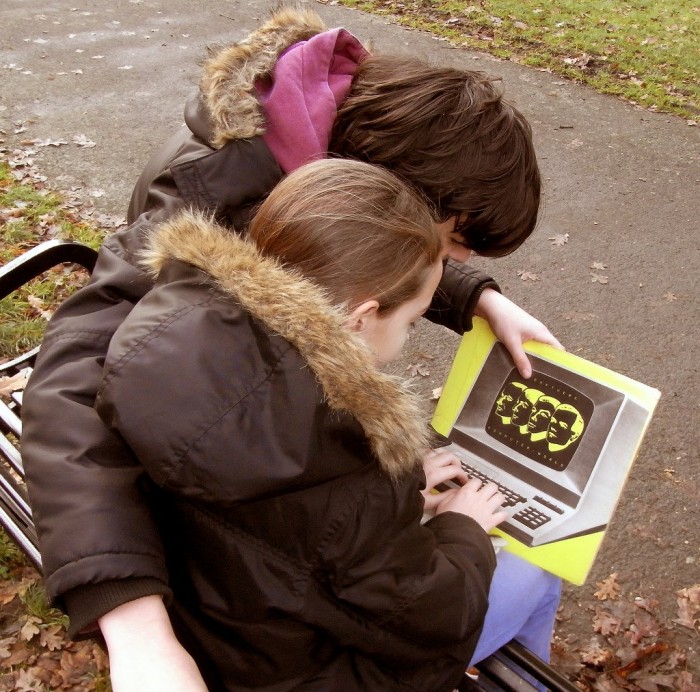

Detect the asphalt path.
[{"left": 2, "top": 0, "right": 699, "bottom": 671}]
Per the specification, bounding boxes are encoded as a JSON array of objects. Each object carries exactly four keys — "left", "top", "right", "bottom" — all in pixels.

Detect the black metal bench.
[{"left": 0, "top": 241, "right": 578, "bottom": 692}]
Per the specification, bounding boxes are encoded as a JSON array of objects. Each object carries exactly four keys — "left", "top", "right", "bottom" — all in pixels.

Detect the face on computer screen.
[
  {"left": 547, "top": 404, "right": 585, "bottom": 450},
  {"left": 495, "top": 382, "right": 527, "bottom": 421},
  {"left": 510, "top": 388, "right": 544, "bottom": 427},
  {"left": 527, "top": 395, "right": 559, "bottom": 435}
]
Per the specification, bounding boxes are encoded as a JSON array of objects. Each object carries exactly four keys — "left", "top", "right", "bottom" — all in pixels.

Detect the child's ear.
[{"left": 345, "top": 300, "right": 380, "bottom": 333}]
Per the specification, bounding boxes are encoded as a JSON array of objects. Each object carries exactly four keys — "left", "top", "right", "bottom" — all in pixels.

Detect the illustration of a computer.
[{"left": 444, "top": 341, "right": 651, "bottom": 548}]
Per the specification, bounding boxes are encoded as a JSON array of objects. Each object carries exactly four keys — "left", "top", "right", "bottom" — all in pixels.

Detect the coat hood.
[
  {"left": 198, "top": 6, "right": 367, "bottom": 168},
  {"left": 141, "top": 211, "right": 431, "bottom": 479}
]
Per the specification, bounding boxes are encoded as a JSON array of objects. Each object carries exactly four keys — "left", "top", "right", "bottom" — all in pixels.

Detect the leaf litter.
[{"left": 553, "top": 573, "right": 700, "bottom": 689}]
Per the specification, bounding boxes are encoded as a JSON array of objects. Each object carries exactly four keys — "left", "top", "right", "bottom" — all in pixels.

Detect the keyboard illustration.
[
  {"left": 460, "top": 462, "right": 526, "bottom": 508},
  {"left": 459, "top": 462, "right": 558, "bottom": 534}
]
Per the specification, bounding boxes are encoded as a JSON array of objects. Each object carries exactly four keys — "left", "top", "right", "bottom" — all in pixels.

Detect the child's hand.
[
  {"left": 434, "top": 478, "right": 509, "bottom": 532},
  {"left": 474, "top": 288, "right": 564, "bottom": 379},
  {"left": 421, "top": 448, "right": 471, "bottom": 512}
]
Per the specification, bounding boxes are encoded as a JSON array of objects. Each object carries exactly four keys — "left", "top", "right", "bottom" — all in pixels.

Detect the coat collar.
[
  {"left": 199, "top": 7, "right": 327, "bottom": 147},
  {"left": 142, "top": 212, "right": 431, "bottom": 479}
]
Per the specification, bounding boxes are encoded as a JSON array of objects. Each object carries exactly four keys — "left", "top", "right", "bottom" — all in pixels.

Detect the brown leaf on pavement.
[
  {"left": 517, "top": 270, "right": 540, "bottom": 281},
  {"left": 673, "top": 584, "right": 700, "bottom": 631},
  {"left": 634, "top": 673, "right": 677, "bottom": 691},
  {"left": 676, "top": 671, "right": 699, "bottom": 692},
  {"left": 549, "top": 233, "right": 569, "bottom": 246},
  {"left": 71, "top": 134, "right": 96, "bottom": 148},
  {"left": 594, "top": 572, "right": 621, "bottom": 600},
  {"left": 593, "top": 607, "right": 622, "bottom": 636},
  {"left": 634, "top": 597, "right": 660, "bottom": 613},
  {"left": 625, "top": 611, "right": 661, "bottom": 645},
  {"left": 407, "top": 362, "right": 430, "bottom": 377},
  {"left": 579, "top": 637, "right": 612, "bottom": 665}
]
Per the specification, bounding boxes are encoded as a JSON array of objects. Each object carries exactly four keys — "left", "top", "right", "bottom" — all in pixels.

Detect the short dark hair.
[{"left": 329, "top": 55, "right": 541, "bottom": 257}]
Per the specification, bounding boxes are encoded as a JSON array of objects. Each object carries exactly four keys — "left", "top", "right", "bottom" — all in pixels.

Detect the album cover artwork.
[{"left": 432, "top": 318, "right": 660, "bottom": 584}]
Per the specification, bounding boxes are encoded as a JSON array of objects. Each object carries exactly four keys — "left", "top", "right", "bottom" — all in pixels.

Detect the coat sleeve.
[
  {"left": 318, "top": 473, "right": 497, "bottom": 662},
  {"left": 426, "top": 259, "right": 500, "bottom": 334},
  {"left": 22, "top": 132, "right": 283, "bottom": 634},
  {"left": 22, "top": 164, "right": 189, "bottom": 623},
  {"left": 22, "top": 221, "right": 172, "bottom": 611}
]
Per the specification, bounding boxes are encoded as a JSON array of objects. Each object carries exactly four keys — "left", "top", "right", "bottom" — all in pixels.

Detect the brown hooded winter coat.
[{"left": 93, "top": 213, "right": 497, "bottom": 691}]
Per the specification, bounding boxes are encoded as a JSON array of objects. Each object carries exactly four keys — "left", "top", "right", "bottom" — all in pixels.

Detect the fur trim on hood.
[
  {"left": 200, "top": 6, "right": 326, "bottom": 147},
  {"left": 141, "top": 211, "right": 431, "bottom": 479}
]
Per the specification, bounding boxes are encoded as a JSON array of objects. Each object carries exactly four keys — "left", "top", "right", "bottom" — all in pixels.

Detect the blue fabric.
[{"left": 469, "top": 550, "right": 562, "bottom": 666}]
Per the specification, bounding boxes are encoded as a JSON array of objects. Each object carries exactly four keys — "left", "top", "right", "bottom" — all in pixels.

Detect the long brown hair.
[
  {"left": 249, "top": 159, "right": 442, "bottom": 313},
  {"left": 329, "top": 55, "right": 541, "bottom": 257}
]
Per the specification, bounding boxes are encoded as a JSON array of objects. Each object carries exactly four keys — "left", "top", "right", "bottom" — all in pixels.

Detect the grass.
[
  {"left": 19, "top": 581, "right": 70, "bottom": 630},
  {"left": 0, "top": 529, "right": 25, "bottom": 580},
  {"left": 0, "top": 161, "right": 105, "bottom": 359},
  {"left": 340, "top": 0, "right": 700, "bottom": 121}
]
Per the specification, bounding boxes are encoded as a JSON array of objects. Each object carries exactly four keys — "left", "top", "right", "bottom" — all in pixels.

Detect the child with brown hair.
[{"left": 95, "top": 159, "right": 511, "bottom": 690}]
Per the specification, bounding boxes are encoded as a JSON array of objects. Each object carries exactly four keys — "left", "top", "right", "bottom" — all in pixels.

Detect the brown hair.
[
  {"left": 248, "top": 159, "right": 442, "bottom": 313},
  {"left": 329, "top": 55, "right": 541, "bottom": 257}
]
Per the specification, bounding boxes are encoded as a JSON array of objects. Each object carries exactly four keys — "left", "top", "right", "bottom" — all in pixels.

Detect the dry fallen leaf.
[
  {"left": 625, "top": 611, "right": 661, "bottom": 645},
  {"left": 593, "top": 607, "right": 622, "bottom": 636},
  {"left": 19, "top": 616, "right": 41, "bottom": 642},
  {"left": 549, "top": 233, "right": 569, "bottom": 246},
  {"left": 38, "top": 625, "right": 64, "bottom": 652},
  {"left": 635, "top": 673, "right": 678, "bottom": 691},
  {"left": 634, "top": 597, "right": 660, "bottom": 613},
  {"left": 579, "top": 638, "right": 612, "bottom": 665},
  {"left": 71, "top": 133, "right": 96, "bottom": 148},
  {"left": 663, "top": 292, "right": 677, "bottom": 302},
  {"left": 673, "top": 584, "right": 700, "bottom": 631},
  {"left": 19, "top": 138, "right": 68, "bottom": 148},
  {"left": 27, "top": 294, "right": 54, "bottom": 320},
  {"left": 676, "top": 671, "right": 698, "bottom": 691},
  {"left": 431, "top": 386, "right": 443, "bottom": 400},
  {"left": 595, "top": 572, "right": 621, "bottom": 601},
  {"left": 591, "top": 261, "right": 607, "bottom": 270},
  {"left": 594, "top": 676, "right": 624, "bottom": 691},
  {"left": 13, "top": 667, "right": 43, "bottom": 692},
  {"left": 0, "top": 637, "right": 14, "bottom": 659},
  {"left": 591, "top": 273, "right": 609, "bottom": 284},
  {"left": 407, "top": 362, "right": 430, "bottom": 377},
  {"left": 0, "top": 369, "right": 31, "bottom": 398},
  {"left": 517, "top": 270, "right": 540, "bottom": 282}
]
